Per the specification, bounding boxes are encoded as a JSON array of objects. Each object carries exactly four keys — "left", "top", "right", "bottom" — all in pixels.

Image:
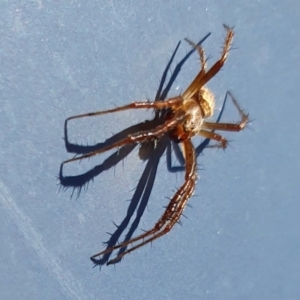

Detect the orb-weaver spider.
[{"left": 62, "top": 25, "right": 248, "bottom": 265}]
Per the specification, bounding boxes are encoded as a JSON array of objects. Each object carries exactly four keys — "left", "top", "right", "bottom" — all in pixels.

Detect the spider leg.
[
  {"left": 202, "top": 91, "right": 248, "bottom": 132},
  {"left": 62, "top": 112, "right": 185, "bottom": 164},
  {"left": 91, "top": 139, "right": 197, "bottom": 265},
  {"left": 198, "top": 130, "right": 228, "bottom": 149},
  {"left": 183, "top": 24, "right": 234, "bottom": 100},
  {"left": 66, "top": 97, "right": 183, "bottom": 121},
  {"left": 184, "top": 38, "right": 207, "bottom": 72}
]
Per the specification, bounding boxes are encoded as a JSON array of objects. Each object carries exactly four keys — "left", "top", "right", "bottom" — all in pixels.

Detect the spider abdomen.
[
  {"left": 197, "top": 87, "right": 215, "bottom": 118},
  {"left": 182, "top": 98, "right": 205, "bottom": 134}
]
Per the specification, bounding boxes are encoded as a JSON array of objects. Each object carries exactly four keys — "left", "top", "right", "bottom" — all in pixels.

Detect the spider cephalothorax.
[
  {"left": 62, "top": 25, "right": 248, "bottom": 265},
  {"left": 166, "top": 87, "right": 215, "bottom": 143}
]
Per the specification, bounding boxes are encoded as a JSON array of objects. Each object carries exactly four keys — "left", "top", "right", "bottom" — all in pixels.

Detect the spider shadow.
[{"left": 59, "top": 31, "right": 221, "bottom": 266}]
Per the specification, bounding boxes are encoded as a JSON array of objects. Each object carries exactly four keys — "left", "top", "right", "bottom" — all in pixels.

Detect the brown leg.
[
  {"left": 67, "top": 97, "right": 182, "bottom": 121},
  {"left": 63, "top": 112, "right": 184, "bottom": 164},
  {"left": 184, "top": 38, "right": 207, "bottom": 72},
  {"left": 92, "top": 140, "right": 197, "bottom": 265},
  {"left": 183, "top": 25, "right": 234, "bottom": 99},
  {"left": 203, "top": 91, "right": 248, "bottom": 132},
  {"left": 198, "top": 130, "right": 228, "bottom": 149}
]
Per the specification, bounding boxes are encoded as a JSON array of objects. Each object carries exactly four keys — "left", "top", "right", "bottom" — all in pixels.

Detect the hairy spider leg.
[
  {"left": 198, "top": 130, "right": 228, "bottom": 149},
  {"left": 199, "top": 92, "right": 249, "bottom": 148},
  {"left": 62, "top": 111, "right": 185, "bottom": 164},
  {"left": 202, "top": 91, "right": 248, "bottom": 132},
  {"left": 91, "top": 139, "right": 197, "bottom": 265},
  {"left": 184, "top": 38, "right": 207, "bottom": 73},
  {"left": 182, "top": 24, "right": 234, "bottom": 100},
  {"left": 66, "top": 97, "right": 183, "bottom": 121}
]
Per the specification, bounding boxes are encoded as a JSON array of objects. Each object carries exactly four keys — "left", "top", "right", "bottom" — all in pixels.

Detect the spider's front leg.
[
  {"left": 184, "top": 37, "right": 207, "bottom": 74},
  {"left": 91, "top": 139, "right": 197, "bottom": 265},
  {"left": 183, "top": 24, "right": 234, "bottom": 100}
]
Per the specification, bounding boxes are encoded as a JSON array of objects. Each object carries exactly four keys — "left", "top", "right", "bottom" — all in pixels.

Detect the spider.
[{"left": 62, "top": 24, "right": 248, "bottom": 265}]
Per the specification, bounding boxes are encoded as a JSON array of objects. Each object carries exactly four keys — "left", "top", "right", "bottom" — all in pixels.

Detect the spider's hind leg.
[
  {"left": 91, "top": 139, "right": 197, "bottom": 265},
  {"left": 202, "top": 91, "right": 248, "bottom": 132},
  {"left": 198, "top": 130, "right": 228, "bottom": 149}
]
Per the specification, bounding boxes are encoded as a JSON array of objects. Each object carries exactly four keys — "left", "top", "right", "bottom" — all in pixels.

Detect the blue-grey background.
[{"left": 1, "top": 1, "right": 299, "bottom": 299}]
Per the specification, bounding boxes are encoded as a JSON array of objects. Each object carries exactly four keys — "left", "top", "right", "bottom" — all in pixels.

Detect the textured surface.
[{"left": 1, "top": 1, "right": 299, "bottom": 299}]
